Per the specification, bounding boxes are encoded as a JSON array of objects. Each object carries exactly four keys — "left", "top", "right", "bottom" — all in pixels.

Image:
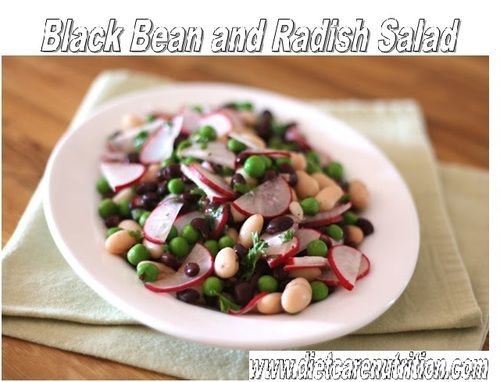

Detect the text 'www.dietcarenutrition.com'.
[{"left": 248, "top": 351, "right": 489, "bottom": 381}]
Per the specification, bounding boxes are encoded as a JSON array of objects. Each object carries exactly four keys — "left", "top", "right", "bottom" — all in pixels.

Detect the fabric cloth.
[{"left": 2, "top": 71, "right": 489, "bottom": 379}]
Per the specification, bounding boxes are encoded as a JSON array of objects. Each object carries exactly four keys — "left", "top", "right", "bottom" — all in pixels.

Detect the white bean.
[
  {"left": 105, "top": 230, "right": 138, "bottom": 255},
  {"left": 112, "top": 187, "right": 135, "bottom": 204},
  {"left": 118, "top": 219, "right": 142, "bottom": 232},
  {"left": 238, "top": 214, "right": 264, "bottom": 248},
  {"left": 141, "top": 163, "right": 161, "bottom": 183},
  {"left": 344, "top": 225, "right": 364, "bottom": 246},
  {"left": 281, "top": 279, "right": 312, "bottom": 314},
  {"left": 214, "top": 247, "right": 239, "bottom": 278},
  {"left": 121, "top": 113, "right": 143, "bottom": 129},
  {"left": 295, "top": 170, "right": 320, "bottom": 199},
  {"left": 256, "top": 293, "right": 284, "bottom": 314},
  {"left": 288, "top": 201, "right": 304, "bottom": 221},
  {"left": 315, "top": 185, "right": 344, "bottom": 212},
  {"left": 348, "top": 180, "right": 369, "bottom": 210},
  {"left": 290, "top": 152, "right": 307, "bottom": 171},
  {"left": 226, "top": 227, "right": 239, "bottom": 244},
  {"left": 143, "top": 239, "right": 164, "bottom": 259},
  {"left": 311, "top": 172, "right": 339, "bottom": 190},
  {"left": 230, "top": 204, "right": 246, "bottom": 223}
]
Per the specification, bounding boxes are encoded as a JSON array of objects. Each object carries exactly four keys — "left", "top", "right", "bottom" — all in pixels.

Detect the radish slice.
[
  {"left": 145, "top": 243, "right": 213, "bottom": 292},
  {"left": 180, "top": 164, "right": 230, "bottom": 203},
  {"left": 140, "top": 116, "right": 182, "bottom": 164},
  {"left": 284, "top": 256, "right": 329, "bottom": 271},
  {"left": 261, "top": 232, "right": 299, "bottom": 268},
  {"left": 173, "top": 210, "right": 204, "bottom": 232},
  {"left": 107, "top": 118, "right": 166, "bottom": 153},
  {"left": 101, "top": 151, "right": 127, "bottom": 162},
  {"left": 100, "top": 162, "right": 145, "bottom": 192},
  {"left": 143, "top": 197, "right": 184, "bottom": 244},
  {"left": 300, "top": 203, "right": 352, "bottom": 228},
  {"left": 227, "top": 131, "right": 263, "bottom": 149},
  {"left": 357, "top": 254, "right": 371, "bottom": 280},
  {"left": 317, "top": 267, "right": 340, "bottom": 286},
  {"left": 284, "top": 125, "right": 310, "bottom": 151},
  {"left": 232, "top": 177, "right": 292, "bottom": 218},
  {"left": 328, "top": 245, "right": 363, "bottom": 291},
  {"left": 201, "top": 161, "right": 216, "bottom": 172},
  {"left": 137, "top": 260, "right": 175, "bottom": 280},
  {"left": 205, "top": 203, "right": 230, "bottom": 237},
  {"left": 199, "top": 111, "right": 233, "bottom": 136},
  {"left": 228, "top": 292, "right": 269, "bottom": 315},
  {"left": 189, "top": 163, "right": 236, "bottom": 198},
  {"left": 179, "top": 141, "right": 236, "bottom": 169},
  {"left": 295, "top": 228, "right": 322, "bottom": 253},
  {"left": 177, "top": 107, "right": 202, "bottom": 134},
  {"left": 236, "top": 149, "right": 291, "bottom": 164}
]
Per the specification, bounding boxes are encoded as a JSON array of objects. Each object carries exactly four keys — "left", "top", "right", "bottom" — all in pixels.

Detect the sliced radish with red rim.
[
  {"left": 180, "top": 164, "right": 231, "bottom": 203},
  {"left": 284, "top": 126, "right": 310, "bottom": 151},
  {"left": 295, "top": 228, "right": 322, "bottom": 253},
  {"left": 327, "top": 245, "right": 363, "bottom": 291},
  {"left": 317, "top": 267, "right": 340, "bottom": 287},
  {"left": 199, "top": 111, "right": 233, "bottom": 136},
  {"left": 357, "top": 254, "right": 371, "bottom": 280},
  {"left": 284, "top": 256, "right": 329, "bottom": 271},
  {"left": 107, "top": 118, "right": 165, "bottom": 153},
  {"left": 145, "top": 243, "right": 213, "bottom": 292},
  {"left": 227, "top": 132, "right": 262, "bottom": 149},
  {"left": 143, "top": 197, "right": 184, "bottom": 244},
  {"left": 101, "top": 151, "right": 127, "bottom": 162},
  {"left": 177, "top": 107, "right": 202, "bottom": 135},
  {"left": 236, "top": 149, "right": 291, "bottom": 164},
  {"left": 188, "top": 163, "right": 236, "bottom": 198},
  {"left": 232, "top": 177, "right": 291, "bottom": 218},
  {"left": 261, "top": 232, "right": 299, "bottom": 268},
  {"left": 139, "top": 116, "right": 183, "bottom": 164},
  {"left": 228, "top": 292, "right": 269, "bottom": 315},
  {"left": 173, "top": 210, "right": 204, "bottom": 232},
  {"left": 205, "top": 203, "right": 230, "bottom": 237},
  {"left": 100, "top": 162, "right": 145, "bottom": 192},
  {"left": 179, "top": 141, "right": 236, "bottom": 169},
  {"left": 300, "top": 203, "right": 352, "bottom": 228}
]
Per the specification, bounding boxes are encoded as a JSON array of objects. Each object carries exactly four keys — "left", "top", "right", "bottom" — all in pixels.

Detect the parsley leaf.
[
  {"left": 218, "top": 293, "right": 241, "bottom": 313},
  {"left": 280, "top": 229, "right": 295, "bottom": 243},
  {"left": 241, "top": 232, "right": 269, "bottom": 280}
]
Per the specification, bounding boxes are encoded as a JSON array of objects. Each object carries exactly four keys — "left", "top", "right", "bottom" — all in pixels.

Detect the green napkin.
[{"left": 2, "top": 71, "right": 488, "bottom": 379}]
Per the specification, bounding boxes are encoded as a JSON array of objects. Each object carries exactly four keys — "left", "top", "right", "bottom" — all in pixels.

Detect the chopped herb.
[
  {"left": 280, "top": 229, "right": 295, "bottom": 243},
  {"left": 217, "top": 293, "right": 241, "bottom": 313},
  {"left": 134, "top": 130, "right": 149, "bottom": 151},
  {"left": 127, "top": 230, "right": 143, "bottom": 242},
  {"left": 241, "top": 233, "right": 269, "bottom": 280},
  {"left": 191, "top": 105, "right": 204, "bottom": 113},
  {"left": 226, "top": 101, "right": 253, "bottom": 111},
  {"left": 145, "top": 114, "right": 156, "bottom": 122},
  {"left": 234, "top": 183, "right": 255, "bottom": 194}
]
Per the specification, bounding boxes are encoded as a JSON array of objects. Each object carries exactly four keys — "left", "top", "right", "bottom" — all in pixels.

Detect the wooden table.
[{"left": 2, "top": 57, "right": 488, "bottom": 379}]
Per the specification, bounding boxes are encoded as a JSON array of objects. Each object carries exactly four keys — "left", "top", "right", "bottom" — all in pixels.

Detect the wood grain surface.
[{"left": 2, "top": 56, "right": 489, "bottom": 379}]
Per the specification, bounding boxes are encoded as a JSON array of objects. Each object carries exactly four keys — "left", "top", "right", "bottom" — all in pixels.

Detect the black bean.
[
  {"left": 157, "top": 167, "right": 170, "bottom": 181},
  {"left": 266, "top": 216, "right": 294, "bottom": 234},
  {"left": 157, "top": 180, "right": 169, "bottom": 196},
  {"left": 320, "top": 234, "right": 333, "bottom": 248},
  {"left": 263, "top": 169, "right": 278, "bottom": 182},
  {"left": 160, "top": 253, "right": 179, "bottom": 270},
  {"left": 176, "top": 288, "right": 200, "bottom": 304},
  {"left": 256, "top": 110, "right": 273, "bottom": 139},
  {"left": 191, "top": 217, "right": 211, "bottom": 239},
  {"left": 356, "top": 218, "right": 374, "bottom": 236},
  {"left": 278, "top": 278, "right": 292, "bottom": 292},
  {"left": 234, "top": 282, "right": 253, "bottom": 306},
  {"left": 104, "top": 215, "right": 121, "bottom": 228},
  {"left": 273, "top": 266, "right": 288, "bottom": 281},
  {"left": 180, "top": 192, "right": 200, "bottom": 205},
  {"left": 136, "top": 181, "right": 157, "bottom": 195},
  {"left": 126, "top": 152, "right": 140, "bottom": 164},
  {"left": 234, "top": 243, "right": 248, "bottom": 258},
  {"left": 231, "top": 173, "right": 246, "bottom": 188},
  {"left": 166, "top": 164, "right": 182, "bottom": 179},
  {"left": 141, "top": 192, "right": 160, "bottom": 210},
  {"left": 184, "top": 262, "right": 200, "bottom": 277}
]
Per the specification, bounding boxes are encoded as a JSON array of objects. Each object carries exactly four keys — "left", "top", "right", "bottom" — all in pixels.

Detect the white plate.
[{"left": 44, "top": 83, "right": 419, "bottom": 349}]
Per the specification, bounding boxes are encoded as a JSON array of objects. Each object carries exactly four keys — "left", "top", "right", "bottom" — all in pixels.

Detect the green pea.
[
  {"left": 106, "top": 227, "right": 122, "bottom": 238},
  {"left": 96, "top": 176, "right": 112, "bottom": 195},
  {"left": 168, "top": 178, "right": 185, "bottom": 195},
  {"left": 227, "top": 138, "right": 247, "bottom": 153},
  {"left": 310, "top": 280, "right": 329, "bottom": 302},
  {"left": 176, "top": 139, "right": 192, "bottom": 152},
  {"left": 127, "top": 244, "right": 150, "bottom": 266},
  {"left": 257, "top": 275, "right": 278, "bottom": 293},
  {"left": 305, "top": 151, "right": 320, "bottom": 165},
  {"left": 169, "top": 237, "right": 190, "bottom": 258},
  {"left": 271, "top": 121, "right": 287, "bottom": 136},
  {"left": 268, "top": 136, "right": 283, "bottom": 149},
  {"left": 166, "top": 226, "right": 178, "bottom": 241},
  {"left": 161, "top": 157, "right": 177, "bottom": 167},
  {"left": 117, "top": 199, "right": 131, "bottom": 217},
  {"left": 306, "top": 159, "right": 322, "bottom": 174},
  {"left": 204, "top": 240, "right": 219, "bottom": 256},
  {"left": 262, "top": 155, "right": 273, "bottom": 170},
  {"left": 339, "top": 193, "right": 351, "bottom": 203},
  {"left": 234, "top": 183, "right": 254, "bottom": 194},
  {"left": 145, "top": 114, "right": 156, "bottom": 123},
  {"left": 203, "top": 276, "right": 223, "bottom": 296},
  {"left": 138, "top": 211, "right": 151, "bottom": 227},
  {"left": 343, "top": 211, "right": 358, "bottom": 225},
  {"left": 306, "top": 239, "right": 328, "bottom": 257},
  {"left": 131, "top": 208, "right": 147, "bottom": 222},
  {"left": 218, "top": 235, "right": 235, "bottom": 249},
  {"left": 229, "top": 101, "right": 253, "bottom": 111},
  {"left": 244, "top": 155, "right": 266, "bottom": 178},
  {"left": 300, "top": 197, "right": 320, "bottom": 216},
  {"left": 198, "top": 125, "right": 217, "bottom": 141},
  {"left": 325, "top": 161, "right": 344, "bottom": 181},
  {"left": 326, "top": 224, "right": 344, "bottom": 241},
  {"left": 137, "top": 262, "right": 160, "bottom": 282},
  {"left": 182, "top": 223, "right": 200, "bottom": 244},
  {"left": 98, "top": 199, "right": 119, "bottom": 219},
  {"left": 274, "top": 157, "right": 292, "bottom": 167}
]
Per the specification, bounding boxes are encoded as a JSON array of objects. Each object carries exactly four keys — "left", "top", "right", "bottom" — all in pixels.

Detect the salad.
[{"left": 96, "top": 102, "right": 374, "bottom": 315}]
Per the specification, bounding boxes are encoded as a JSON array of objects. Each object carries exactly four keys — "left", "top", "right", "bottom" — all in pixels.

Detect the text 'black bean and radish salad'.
[{"left": 97, "top": 102, "right": 374, "bottom": 315}]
